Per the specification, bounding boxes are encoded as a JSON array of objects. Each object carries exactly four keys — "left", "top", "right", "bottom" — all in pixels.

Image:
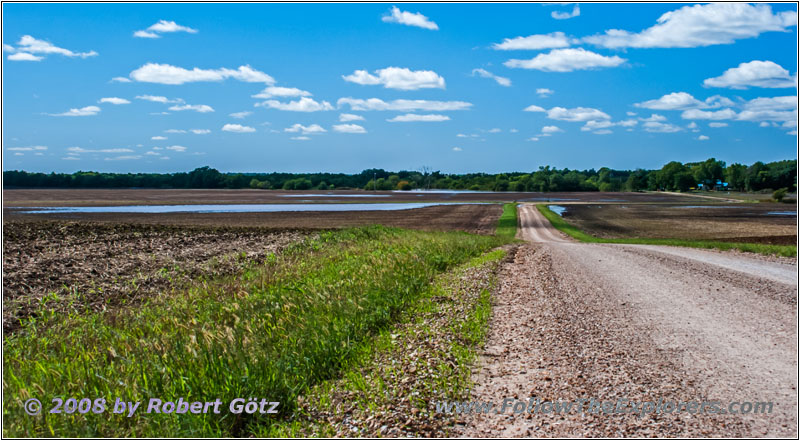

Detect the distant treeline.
[{"left": 3, "top": 158, "right": 796, "bottom": 193}]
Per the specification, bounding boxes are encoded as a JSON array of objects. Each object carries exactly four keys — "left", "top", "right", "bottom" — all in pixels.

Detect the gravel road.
[{"left": 460, "top": 204, "right": 797, "bottom": 437}]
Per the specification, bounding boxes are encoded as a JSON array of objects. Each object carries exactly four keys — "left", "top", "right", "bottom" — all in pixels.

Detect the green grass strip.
[
  {"left": 495, "top": 203, "right": 518, "bottom": 239},
  {"left": 3, "top": 226, "right": 511, "bottom": 438},
  {"left": 537, "top": 204, "right": 796, "bottom": 258}
]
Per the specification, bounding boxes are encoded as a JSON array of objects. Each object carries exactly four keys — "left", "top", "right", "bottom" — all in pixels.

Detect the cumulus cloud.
[
  {"left": 343, "top": 67, "right": 445, "bottom": 90},
  {"left": 452, "top": 146, "right": 462, "bottom": 152},
  {"left": 681, "top": 108, "right": 738, "bottom": 120},
  {"left": 191, "top": 129, "right": 211, "bottom": 134},
  {"left": 129, "top": 63, "right": 274, "bottom": 85},
  {"left": 257, "top": 97, "right": 334, "bottom": 112},
  {"left": 99, "top": 97, "right": 130, "bottom": 105},
  {"left": 541, "top": 125, "right": 563, "bottom": 134},
  {"left": 635, "top": 92, "right": 737, "bottom": 110},
  {"left": 229, "top": 111, "right": 252, "bottom": 119},
  {"left": 337, "top": 97, "right": 472, "bottom": 112},
  {"left": 333, "top": 124, "right": 367, "bottom": 133},
  {"left": 584, "top": 3, "right": 797, "bottom": 49},
  {"left": 387, "top": 114, "right": 451, "bottom": 122},
  {"left": 546, "top": 106, "right": 611, "bottom": 121},
  {"left": 165, "top": 145, "right": 187, "bottom": 152},
  {"left": 285, "top": 123, "right": 326, "bottom": 134},
  {"left": 8, "top": 52, "right": 43, "bottom": 61},
  {"left": 523, "top": 104, "right": 546, "bottom": 112},
  {"left": 168, "top": 104, "right": 214, "bottom": 113},
  {"left": 708, "top": 122, "right": 728, "bottom": 128},
  {"left": 291, "top": 136, "right": 311, "bottom": 141},
  {"left": 552, "top": 5, "right": 580, "bottom": 20},
  {"left": 222, "top": 124, "right": 256, "bottom": 133},
  {"left": 165, "top": 129, "right": 186, "bottom": 133},
  {"left": 504, "top": 48, "right": 626, "bottom": 72},
  {"left": 252, "top": 86, "right": 312, "bottom": 99},
  {"left": 471, "top": 68, "right": 511, "bottom": 87},
  {"left": 339, "top": 113, "right": 365, "bottom": 122},
  {"left": 736, "top": 95, "right": 797, "bottom": 125},
  {"left": 536, "top": 88, "right": 554, "bottom": 97},
  {"left": 382, "top": 6, "right": 438, "bottom": 30},
  {"left": 643, "top": 121, "right": 683, "bottom": 133},
  {"left": 134, "top": 20, "right": 197, "bottom": 38},
  {"left": 136, "top": 95, "right": 183, "bottom": 104},
  {"left": 49, "top": 105, "right": 101, "bottom": 117},
  {"left": 6, "top": 35, "right": 96, "bottom": 61},
  {"left": 104, "top": 155, "right": 142, "bottom": 161},
  {"left": 492, "top": 32, "right": 571, "bottom": 50},
  {"left": 698, "top": 135, "right": 710, "bottom": 140},
  {"left": 111, "top": 76, "right": 132, "bottom": 83},
  {"left": 703, "top": 60, "right": 797, "bottom": 89},
  {"left": 151, "top": 136, "right": 167, "bottom": 140}
]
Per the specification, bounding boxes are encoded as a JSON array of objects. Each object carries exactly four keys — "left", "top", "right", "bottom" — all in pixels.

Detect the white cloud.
[
  {"left": 6, "top": 146, "right": 47, "bottom": 151},
  {"left": 527, "top": 137, "right": 540, "bottom": 142},
  {"left": 681, "top": 108, "right": 738, "bottom": 120},
  {"left": 229, "top": 111, "right": 252, "bottom": 119},
  {"left": 581, "top": 120, "right": 614, "bottom": 131},
  {"left": 584, "top": 3, "right": 797, "bottom": 49},
  {"left": 129, "top": 63, "right": 274, "bottom": 85},
  {"left": 343, "top": 67, "right": 445, "bottom": 90},
  {"left": 488, "top": 128, "right": 501, "bottom": 133},
  {"left": 547, "top": 106, "right": 611, "bottom": 121},
  {"left": 471, "top": 68, "right": 511, "bottom": 87},
  {"left": 387, "top": 114, "right": 451, "bottom": 122},
  {"left": 8, "top": 52, "right": 43, "bottom": 61},
  {"left": 698, "top": 135, "right": 710, "bottom": 140},
  {"left": 339, "top": 113, "right": 365, "bottom": 122},
  {"left": 165, "top": 145, "right": 187, "bottom": 152},
  {"left": 523, "top": 104, "right": 546, "bottom": 112},
  {"left": 736, "top": 95, "right": 797, "bottom": 124},
  {"left": 49, "top": 105, "right": 101, "bottom": 117},
  {"left": 541, "top": 125, "right": 563, "bottom": 134},
  {"left": 136, "top": 95, "right": 182, "bottom": 104},
  {"left": 165, "top": 129, "right": 186, "bottom": 133},
  {"left": 337, "top": 97, "right": 472, "bottom": 112},
  {"left": 105, "top": 155, "right": 142, "bottom": 161},
  {"left": 617, "top": 119, "right": 638, "bottom": 127},
  {"left": 68, "top": 147, "right": 133, "bottom": 153},
  {"left": 382, "top": 6, "right": 438, "bottom": 30},
  {"left": 643, "top": 121, "right": 682, "bottom": 133},
  {"left": 134, "top": 20, "right": 197, "bottom": 38},
  {"left": 452, "top": 147, "right": 462, "bottom": 152},
  {"left": 635, "top": 92, "right": 708, "bottom": 110},
  {"left": 285, "top": 123, "right": 326, "bottom": 134},
  {"left": 252, "top": 86, "right": 312, "bottom": 99},
  {"left": 10, "top": 35, "right": 96, "bottom": 60},
  {"left": 703, "top": 60, "right": 797, "bottom": 89},
  {"left": 709, "top": 122, "right": 728, "bottom": 128},
  {"left": 257, "top": 97, "right": 334, "bottom": 112},
  {"left": 3, "top": 44, "right": 15, "bottom": 53},
  {"left": 151, "top": 136, "right": 167, "bottom": 140},
  {"left": 492, "top": 32, "right": 571, "bottom": 50},
  {"left": 536, "top": 88, "right": 554, "bottom": 97},
  {"left": 333, "top": 124, "right": 367, "bottom": 133},
  {"left": 191, "top": 129, "right": 211, "bottom": 135},
  {"left": 111, "top": 76, "right": 132, "bottom": 83},
  {"left": 169, "top": 104, "right": 214, "bottom": 113},
  {"left": 640, "top": 114, "right": 667, "bottom": 122},
  {"left": 222, "top": 124, "right": 256, "bottom": 133},
  {"left": 593, "top": 129, "right": 613, "bottom": 135},
  {"left": 552, "top": 5, "right": 580, "bottom": 20},
  {"left": 99, "top": 97, "right": 130, "bottom": 105},
  {"left": 291, "top": 136, "right": 311, "bottom": 141},
  {"left": 505, "top": 48, "right": 626, "bottom": 72}
]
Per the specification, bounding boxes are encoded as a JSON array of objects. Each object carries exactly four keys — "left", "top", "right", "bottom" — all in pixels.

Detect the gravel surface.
[{"left": 460, "top": 205, "right": 797, "bottom": 437}]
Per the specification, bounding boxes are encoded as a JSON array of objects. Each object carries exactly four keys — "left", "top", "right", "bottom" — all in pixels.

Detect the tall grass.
[
  {"left": 4, "top": 226, "right": 509, "bottom": 437},
  {"left": 495, "top": 203, "right": 518, "bottom": 239},
  {"left": 538, "top": 204, "right": 796, "bottom": 257}
]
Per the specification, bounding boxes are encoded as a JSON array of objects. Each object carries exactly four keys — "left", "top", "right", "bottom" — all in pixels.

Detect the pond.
[
  {"left": 548, "top": 205, "right": 567, "bottom": 216},
  {"left": 19, "top": 202, "right": 482, "bottom": 214}
]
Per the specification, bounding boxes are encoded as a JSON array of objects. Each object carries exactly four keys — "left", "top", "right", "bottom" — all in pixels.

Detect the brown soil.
[
  {"left": 562, "top": 203, "right": 796, "bottom": 244},
  {"left": 3, "top": 188, "right": 710, "bottom": 207},
  {"left": 2, "top": 221, "right": 306, "bottom": 334},
  {"left": 4, "top": 204, "right": 503, "bottom": 235}
]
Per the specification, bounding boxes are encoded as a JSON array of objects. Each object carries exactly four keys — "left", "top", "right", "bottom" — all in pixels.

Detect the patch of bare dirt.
[{"left": 2, "top": 221, "right": 306, "bottom": 334}]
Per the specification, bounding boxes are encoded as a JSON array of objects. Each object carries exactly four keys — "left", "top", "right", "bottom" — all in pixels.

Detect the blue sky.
[{"left": 2, "top": 3, "right": 797, "bottom": 174}]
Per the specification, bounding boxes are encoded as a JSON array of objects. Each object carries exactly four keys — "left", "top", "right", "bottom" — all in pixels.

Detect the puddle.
[
  {"left": 766, "top": 211, "right": 797, "bottom": 216},
  {"left": 548, "top": 205, "right": 567, "bottom": 216},
  {"left": 19, "top": 203, "right": 482, "bottom": 214}
]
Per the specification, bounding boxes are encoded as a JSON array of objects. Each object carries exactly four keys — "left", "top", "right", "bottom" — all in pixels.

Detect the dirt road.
[{"left": 460, "top": 204, "right": 797, "bottom": 437}]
